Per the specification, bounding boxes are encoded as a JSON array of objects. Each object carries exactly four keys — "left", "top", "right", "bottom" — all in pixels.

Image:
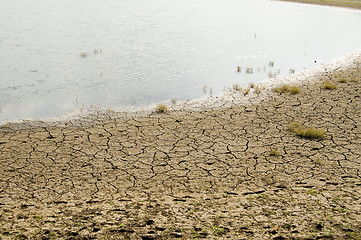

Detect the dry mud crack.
[{"left": 1, "top": 59, "right": 361, "bottom": 239}]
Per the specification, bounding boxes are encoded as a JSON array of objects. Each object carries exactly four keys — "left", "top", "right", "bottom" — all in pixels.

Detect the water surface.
[{"left": 1, "top": 0, "right": 361, "bottom": 123}]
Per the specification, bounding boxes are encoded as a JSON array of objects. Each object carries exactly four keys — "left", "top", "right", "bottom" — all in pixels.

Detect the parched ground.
[{"left": 1, "top": 54, "right": 360, "bottom": 240}]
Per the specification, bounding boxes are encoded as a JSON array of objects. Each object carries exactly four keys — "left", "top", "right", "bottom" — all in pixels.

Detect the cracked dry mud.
[{"left": 1, "top": 58, "right": 361, "bottom": 240}]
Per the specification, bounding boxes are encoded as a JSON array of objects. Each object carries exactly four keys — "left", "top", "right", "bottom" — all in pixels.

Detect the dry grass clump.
[
  {"left": 289, "top": 86, "right": 300, "bottom": 94},
  {"left": 269, "top": 149, "right": 279, "bottom": 156},
  {"left": 350, "top": 78, "right": 359, "bottom": 83},
  {"left": 288, "top": 122, "right": 326, "bottom": 140},
  {"left": 339, "top": 78, "right": 348, "bottom": 83},
  {"left": 322, "top": 80, "right": 337, "bottom": 90},
  {"left": 273, "top": 85, "right": 300, "bottom": 94},
  {"left": 242, "top": 87, "right": 250, "bottom": 96},
  {"left": 254, "top": 85, "right": 265, "bottom": 94},
  {"left": 232, "top": 84, "right": 242, "bottom": 91},
  {"left": 273, "top": 85, "right": 289, "bottom": 93},
  {"left": 155, "top": 104, "right": 168, "bottom": 113}
]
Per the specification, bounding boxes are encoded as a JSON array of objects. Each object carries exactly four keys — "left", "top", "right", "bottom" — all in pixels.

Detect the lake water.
[{"left": 1, "top": 0, "right": 361, "bottom": 123}]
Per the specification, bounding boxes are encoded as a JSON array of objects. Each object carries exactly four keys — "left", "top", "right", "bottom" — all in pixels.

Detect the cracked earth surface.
[{"left": 1, "top": 57, "right": 361, "bottom": 239}]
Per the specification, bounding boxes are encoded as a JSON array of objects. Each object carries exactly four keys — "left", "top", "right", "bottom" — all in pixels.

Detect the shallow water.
[{"left": 0, "top": 0, "right": 361, "bottom": 123}]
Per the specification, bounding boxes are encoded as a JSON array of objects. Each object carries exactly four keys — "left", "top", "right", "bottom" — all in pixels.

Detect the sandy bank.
[{"left": 276, "top": 0, "right": 361, "bottom": 10}]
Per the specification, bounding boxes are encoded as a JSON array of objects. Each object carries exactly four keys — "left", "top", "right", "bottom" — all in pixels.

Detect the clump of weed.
[
  {"left": 232, "top": 84, "right": 242, "bottom": 91},
  {"left": 268, "top": 72, "right": 277, "bottom": 78},
  {"left": 155, "top": 104, "right": 168, "bottom": 113},
  {"left": 306, "top": 189, "right": 319, "bottom": 196},
  {"left": 350, "top": 78, "right": 359, "bottom": 83},
  {"left": 289, "top": 69, "right": 295, "bottom": 74},
  {"left": 289, "top": 86, "right": 300, "bottom": 94},
  {"left": 242, "top": 87, "right": 250, "bottom": 96},
  {"left": 288, "top": 122, "right": 326, "bottom": 140},
  {"left": 246, "top": 68, "right": 254, "bottom": 74},
  {"left": 249, "top": 83, "right": 255, "bottom": 88},
  {"left": 80, "top": 52, "right": 88, "bottom": 58},
  {"left": 273, "top": 85, "right": 290, "bottom": 93},
  {"left": 273, "top": 85, "right": 300, "bottom": 94},
  {"left": 254, "top": 85, "right": 264, "bottom": 94},
  {"left": 269, "top": 149, "right": 279, "bottom": 156},
  {"left": 322, "top": 80, "right": 337, "bottom": 90},
  {"left": 339, "top": 78, "right": 347, "bottom": 83},
  {"left": 212, "top": 227, "right": 226, "bottom": 236}
]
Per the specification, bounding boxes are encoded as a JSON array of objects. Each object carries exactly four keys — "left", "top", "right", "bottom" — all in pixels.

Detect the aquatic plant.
[
  {"left": 245, "top": 68, "right": 254, "bottom": 74},
  {"left": 80, "top": 52, "right": 88, "bottom": 58},
  {"left": 268, "top": 72, "right": 277, "bottom": 78},
  {"left": 273, "top": 85, "right": 289, "bottom": 93}
]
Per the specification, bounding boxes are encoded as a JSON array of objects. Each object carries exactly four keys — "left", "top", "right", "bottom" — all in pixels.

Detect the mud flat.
[{"left": 276, "top": 0, "right": 361, "bottom": 10}]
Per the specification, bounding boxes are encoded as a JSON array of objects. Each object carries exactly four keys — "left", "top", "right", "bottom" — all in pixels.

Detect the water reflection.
[{"left": 0, "top": 0, "right": 360, "bottom": 123}]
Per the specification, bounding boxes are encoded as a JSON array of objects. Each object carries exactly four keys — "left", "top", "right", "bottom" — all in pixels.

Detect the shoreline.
[
  {"left": 1, "top": 50, "right": 360, "bottom": 131},
  {"left": 1, "top": 1, "right": 361, "bottom": 238},
  {"left": 275, "top": 0, "right": 361, "bottom": 10},
  {"left": 1, "top": 50, "right": 360, "bottom": 238}
]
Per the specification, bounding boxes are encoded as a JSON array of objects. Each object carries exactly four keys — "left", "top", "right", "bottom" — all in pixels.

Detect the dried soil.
[{"left": 1, "top": 42, "right": 361, "bottom": 240}]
